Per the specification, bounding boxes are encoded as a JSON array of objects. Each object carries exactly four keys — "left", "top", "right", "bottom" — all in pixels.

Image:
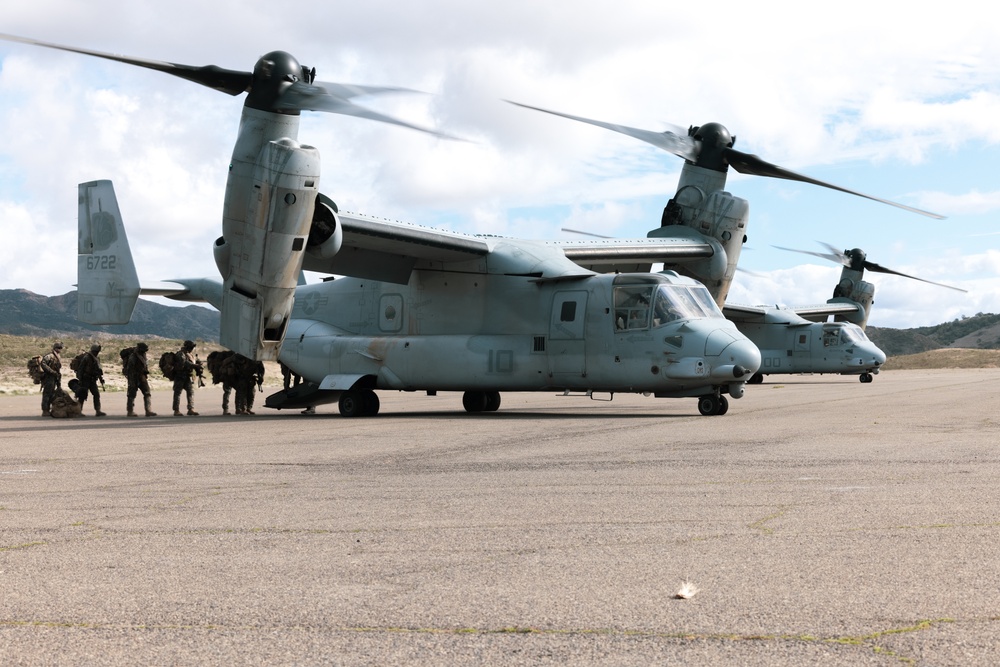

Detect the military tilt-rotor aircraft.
[
  {"left": 725, "top": 243, "right": 966, "bottom": 384},
  {"left": 5, "top": 35, "right": 943, "bottom": 416},
  {"left": 2, "top": 32, "right": 763, "bottom": 417}
]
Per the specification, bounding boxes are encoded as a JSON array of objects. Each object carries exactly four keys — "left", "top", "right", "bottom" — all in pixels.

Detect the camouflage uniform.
[
  {"left": 125, "top": 343, "right": 157, "bottom": 417},
  {"left": 207, "top": 350, "right": 236, "bottom": 415},
  {"left": 75, "top": 344, "right": 107, "bottom": 416},
  {"left": 232, "top": 355, "right": 264, "bottom": 415},
  {"left": 172, "top": 340, "right": 202, "bottom": 416},
  {"left": 39, "top": 341, "right": 64, "bottom": 416}
]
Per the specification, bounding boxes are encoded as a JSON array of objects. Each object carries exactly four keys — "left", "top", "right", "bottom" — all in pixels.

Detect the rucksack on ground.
[
  {"left": 159, "top": 351, "right": 177, "bottom": 380},
  {"left": 27, "top": 356, "right": 44, "bottom": 384}
]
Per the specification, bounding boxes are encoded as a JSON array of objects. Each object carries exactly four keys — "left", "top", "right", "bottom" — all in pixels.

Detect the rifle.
[{"left": 194, "top": 356, "right": 206, "bottom": 388}]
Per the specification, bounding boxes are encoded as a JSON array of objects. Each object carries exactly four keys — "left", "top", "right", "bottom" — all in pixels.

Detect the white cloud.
[{"left": 2, "top": 1, "right": 1000, "bottom": 328}]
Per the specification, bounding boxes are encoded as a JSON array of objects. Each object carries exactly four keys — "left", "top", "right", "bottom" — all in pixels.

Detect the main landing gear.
[
  {"left": 697, "top": 393, "right": 729, "bottom": 416},
  {"left": 338, "top": 389, "right": 380, "bottom": 417},
  {"left": 859, "top": 372, "right": 874, "bottom": 383},
  {"left": 463, "top": 390, "right": 501, "bottom": 413}
]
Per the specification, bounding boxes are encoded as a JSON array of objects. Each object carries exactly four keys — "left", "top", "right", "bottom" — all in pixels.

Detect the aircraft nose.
[
  {"left": 871, "top": 345, "right": 887, "bottom": 366},
  {"left": 728, "top": 337, "right": 762, "bottom": 376},
  {"left": 708, "top": 334, "right": 761, "bottom": 380}
]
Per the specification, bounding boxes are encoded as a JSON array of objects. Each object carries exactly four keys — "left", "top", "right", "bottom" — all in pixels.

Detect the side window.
[{"left": 560, "top": 301, "right": 577, "bottom": 322}]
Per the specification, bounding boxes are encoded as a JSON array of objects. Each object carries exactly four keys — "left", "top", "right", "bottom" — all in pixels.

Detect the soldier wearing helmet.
[
  {"left": 125, "top": 342, "right": 156, "bottom": 417},
  {"left": 172, "top": 340, "right": 202, "bottom": 416},
  {"left": 75, "top": 343, "right": 107, "bottom": 416},
  {"left": 39, "top": 341, "right": 64, "bottom": 417}
]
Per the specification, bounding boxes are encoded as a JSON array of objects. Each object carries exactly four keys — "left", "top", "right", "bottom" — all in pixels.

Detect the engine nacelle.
[
  {"left": 218, "top": 137, "right": 320, "bottom": 360},
  {"left": 305, "top": 192, "right": 343, "bottom": 260},
  {"left": 655, "top": 163, "right": 749, "bottom": 307}
]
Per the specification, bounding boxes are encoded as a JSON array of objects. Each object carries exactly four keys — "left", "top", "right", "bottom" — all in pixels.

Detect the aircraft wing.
[
  {"left": 791, "top": 302, "right": 865, "bottom": 322},
  {"left": 723, "top": 303, "right": 817, "bottom": 327},
  {"left": 550, "top": 237, "right": 716, "bottom": 274},
  {"left": 303, "top": 212, "right": 491, "bottom": 283},
  {"left": 723, "top": 301, "right": 864, "bottom": 324}
]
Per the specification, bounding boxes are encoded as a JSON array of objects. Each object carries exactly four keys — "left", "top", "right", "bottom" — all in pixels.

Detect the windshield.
[
  {"left": 840, "top": 325, "right": 869, "bottom": 344},
  {"left": 615, "top": 283, "right": 722, "bottom": 331}
]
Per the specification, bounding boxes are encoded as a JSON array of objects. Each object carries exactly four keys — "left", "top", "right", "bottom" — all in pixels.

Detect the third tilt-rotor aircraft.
[
  {"left": 726, "top": 242, "right": 965, "bottom": 384},
  {"left": 507, "top": 103, "right": 951, "bottom": 385},
  {"left": 6, "top": 35, "right": 939, "bottom": 416}
]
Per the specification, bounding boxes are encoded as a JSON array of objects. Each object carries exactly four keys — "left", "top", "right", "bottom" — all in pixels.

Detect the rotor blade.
[
  {"left": 862, "top": 261, "right": 968, "bottom": 292},
  {"left": 313, "top": 81, "right": 419, "bottom": 100},
  {"left": 725, "top": 147, "right": 944, "bottom": 219},
  {"left": 278, "top": 80, "right": 459, "bottom": 139},
  {"left": 0, "top": 33, "right": 251, "bottom": 95},
  {"left": 561, "top": 227, "right": 612, "bottom": 239},
  {"left": 772, "top": 244, "right": 848, "bottom": 266},
  {"left": 507, "top": 101, "right": 698, "bottom": 161}
]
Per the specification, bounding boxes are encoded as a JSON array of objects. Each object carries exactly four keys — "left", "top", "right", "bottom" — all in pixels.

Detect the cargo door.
[{"left": 549, "top": 290, "right": 588, "bottom": 376}]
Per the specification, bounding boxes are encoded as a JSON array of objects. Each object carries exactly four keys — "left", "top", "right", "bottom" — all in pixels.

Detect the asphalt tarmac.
[{"left": 2, "top": 369, "right": 999, "bottom": 665}]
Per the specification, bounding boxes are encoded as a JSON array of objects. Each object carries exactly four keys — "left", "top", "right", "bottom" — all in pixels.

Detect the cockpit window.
[
  {"left": 651, "top": 285, "right": 722, "bottom": 326},
  {"left": 841, "top": 326, "right": 868, "bottom": 344},
  {"left": 614, "top": 286, "right": 653, "bottom": 330},
  {"left": 822, "top": 324, "right": 869, "bottom": 347},
  {"left": 615, "top": 283, "right": 722, "bottom": 331}
]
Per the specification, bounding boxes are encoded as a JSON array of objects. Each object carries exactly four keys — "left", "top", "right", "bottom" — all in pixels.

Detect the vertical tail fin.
[{"left": 77, "top": 180, "right": 140, "bottom": 324}]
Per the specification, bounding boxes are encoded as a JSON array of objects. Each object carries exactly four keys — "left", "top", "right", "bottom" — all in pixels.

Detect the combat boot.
[
  {"left": 127, "top": 411, "right": 138, "bottom": 417},
  {"left": 95, "top": 411, "right": 107, "bottom": 417},
  {"left": 187, "top": 409, "right": 199, "bottom": 416},
  {"left": 174, "top": 410, "right": 184, "bottom": 416},
  {"left": 145, "top": 410, "right": 157, "bottom": 417},
  {"left": 143, "top": 397, "right": 155, "bottom": 417}
]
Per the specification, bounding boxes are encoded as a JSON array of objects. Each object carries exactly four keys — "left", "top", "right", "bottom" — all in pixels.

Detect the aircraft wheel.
[
  {"left": 362, "top": 389, "right": 380, "bottom": 416},
  {"left": 484, "top": 391, "right": 501, "bottom": 412},
  {"left": 717, "top": 395, "right": 729, "bottom": 415},
  {"left": 860, "top": 373, "right": 873, "bottom": 383},
  {"left": 338, "top": 390, "right": 365, "bottom": 417},
  {"left": 463, "top": 391, "right": 488, "bottom": 413},
  {"left": 748, "top": 372, "right": 764, "bottom": 385},
  {"left": 697, "top": 394, "right": 720, "bottom": 416}
]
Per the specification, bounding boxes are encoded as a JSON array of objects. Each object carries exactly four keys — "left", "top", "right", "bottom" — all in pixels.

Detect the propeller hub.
[
  {"left": 689, "top": 122, "right": 734, "bottom": 172},
  {"left": 246, "top": 51, "right": 307, "bottom": 113},
  {"left": 846, "top": 248, "right": 867, "bottom": 271}
]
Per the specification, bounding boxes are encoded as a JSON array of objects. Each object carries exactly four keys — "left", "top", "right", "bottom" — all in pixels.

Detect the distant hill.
[
  {"left": 868, "top": 313, "right": 1000, "bottom": 356},
  {"left": 0, "top": 289, "right": 219, "bottom": 342}
]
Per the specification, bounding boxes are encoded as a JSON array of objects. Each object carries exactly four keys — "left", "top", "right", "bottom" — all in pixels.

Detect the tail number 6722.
[{"left": 86, "top": 255, "right": 117, "bottom": 270}]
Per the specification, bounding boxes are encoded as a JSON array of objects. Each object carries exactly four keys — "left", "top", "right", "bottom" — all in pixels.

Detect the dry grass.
[
  {"left": 0, "top": 334, "right": 282, "bottom": 395},
  {"left": 883, "top": 348, "right": 1000, "bottom": 370}
]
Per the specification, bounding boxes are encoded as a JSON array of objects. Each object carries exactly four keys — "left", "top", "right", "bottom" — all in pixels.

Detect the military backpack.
[
  {"left": 27, "top": 356, "right": 44, "bottom": 384},
  {"left": 70, "top": 352, "right": 86, "bottom": 373},
  {"left": 159, "top": 351, "right": 177, "bottom": 380},
  {"left": 120, "top": 347, "right": 135, "bottom": 372}
]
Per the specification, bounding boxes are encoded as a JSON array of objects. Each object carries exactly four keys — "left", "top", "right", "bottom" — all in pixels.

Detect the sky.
[{"left": 1, "top": 1, "right": 998, "bottom": 328}]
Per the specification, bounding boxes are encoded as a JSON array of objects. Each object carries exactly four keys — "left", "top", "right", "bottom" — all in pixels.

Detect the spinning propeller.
[
  {"left": 774, "top": 242, "right": 967, "bottom": 292},
  {"left": 0, "top": 33, "right": 453, "bottom": 138},
  {"left": 508, "top": 101, "right": 943, "bottom": 219}
]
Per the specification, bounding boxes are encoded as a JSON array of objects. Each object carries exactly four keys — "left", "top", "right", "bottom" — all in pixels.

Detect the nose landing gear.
[{"left": 697, "top": 393, "right": 729, "bottom": 416}]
